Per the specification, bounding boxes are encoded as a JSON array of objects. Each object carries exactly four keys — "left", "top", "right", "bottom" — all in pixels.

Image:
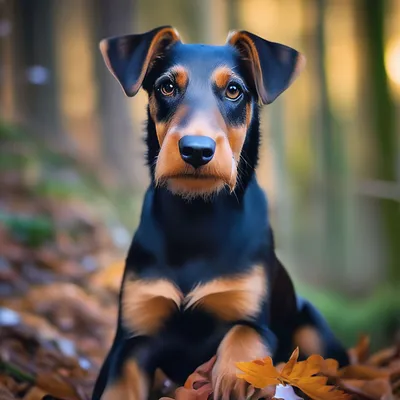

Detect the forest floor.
[{"left": 0, "top": 123, "right": 399, "bottom": 399}]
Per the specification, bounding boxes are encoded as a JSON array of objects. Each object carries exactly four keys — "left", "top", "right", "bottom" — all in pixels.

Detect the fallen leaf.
[
  {"left": 0, "top": 384, "right": 15, "bottom": 400},
  {"left": 236, "top": 356, "right": 280, "bottom": 388},
  {"left": 237, "top": 348, "right": 350, "bottom": 400},
  {"left": 338, "top": 364, "right": 390, "bottom": 380},
  {"left": 339, "top": 377, "right": 394, "bottom": 400},
  {"left": 23, "top": 386, "right": 48, "bottom": 400},
  {"left": 348, "top": 335, "right": 370, "bottom": 365}
]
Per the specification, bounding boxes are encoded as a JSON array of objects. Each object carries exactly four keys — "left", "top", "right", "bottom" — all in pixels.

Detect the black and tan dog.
[{"left": 92, "top": 26, "right": 349, "bottom": 400}]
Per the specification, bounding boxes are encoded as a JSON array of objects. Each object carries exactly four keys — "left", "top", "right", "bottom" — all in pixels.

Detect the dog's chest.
[{"left": 121, "top": 263, "right": 267, "bottom": 337}]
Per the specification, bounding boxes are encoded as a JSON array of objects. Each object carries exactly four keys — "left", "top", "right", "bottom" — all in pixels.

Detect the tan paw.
[
  {"left": 212, "top": 360, "right": 248, "bottom": 400},
  {"left": 212, "top": 360, "right": 274, "bottom": 400}
]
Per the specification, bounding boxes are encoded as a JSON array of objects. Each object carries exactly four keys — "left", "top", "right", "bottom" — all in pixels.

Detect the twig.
[{"left": 0, "top": 359, "right": 35, "bottom": 384}]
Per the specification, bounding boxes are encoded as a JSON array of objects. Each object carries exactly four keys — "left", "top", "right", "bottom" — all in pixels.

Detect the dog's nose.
[{"left": 178, "top": 136, "right": 216, "bottom": 168}]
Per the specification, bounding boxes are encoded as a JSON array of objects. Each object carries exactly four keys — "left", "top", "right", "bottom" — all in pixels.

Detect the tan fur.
[
  {"left": 173, "top": 65, "right": 189, "bottom": 88},
  {"left": 293, "top": 325, "right": 323, "bottom": 357},
  {"left": 212, "top": 325, "right": 272, "bottom": 400},
  {"left": 185, "top": 266, "right": 266, "bottom": 321},
  {"left": 122, "top": 275, "right": 182, "bottom": 336},
  {"left": 212, "top": 66, "right": 234, "bottom": 89},
  {"left": 102, "top": 360, "right": 149, "bottom": 400},
  {"left": 154, "top": 115, "right": 235, "bottom": 198},
  {"left": 153, "top": 105, "right": 188, "bottom": 146}
]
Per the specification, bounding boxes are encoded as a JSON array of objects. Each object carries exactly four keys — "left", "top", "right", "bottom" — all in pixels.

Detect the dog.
[{"left": 92, "top": 26, "right": 349, "bottom": 400}]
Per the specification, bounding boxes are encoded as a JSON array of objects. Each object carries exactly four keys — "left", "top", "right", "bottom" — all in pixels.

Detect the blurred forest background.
[{"left": 0, "top": 0, "right": 399, "bottom": 378}]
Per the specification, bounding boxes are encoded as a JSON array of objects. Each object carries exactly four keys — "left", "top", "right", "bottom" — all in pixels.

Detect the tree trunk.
[
  {"left": 312, "top": 0, "right": 347, "bottom": 282},
  {"left": 0, "top": 0, "right": 16, "bottom": 121},
  {"left": 358, "top": 0, "right": 400, "bottom": 283},
  {"left": 11, "top": 0, "right": 67, "bottom": 147},
  {"left": 92, "top": 0, "right": 143, "bottom": 188}
]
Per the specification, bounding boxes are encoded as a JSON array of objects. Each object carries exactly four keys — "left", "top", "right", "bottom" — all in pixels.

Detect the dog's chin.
[{"left": 163, "top": 176, "right": 226, "bottom": 200}]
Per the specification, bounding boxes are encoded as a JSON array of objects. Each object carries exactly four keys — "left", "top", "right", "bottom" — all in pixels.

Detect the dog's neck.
[{"left": 138, "top": 176, "right": 268, "bottom": 264}]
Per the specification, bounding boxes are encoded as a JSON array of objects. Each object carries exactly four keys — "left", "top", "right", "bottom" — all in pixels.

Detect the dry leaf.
[
  {"left": 338, "top": 364, "right": 390, "bottom": 380},
  {"left": 236, "top": 348, "right": 350, "bottom": 400},
  {"left": 339, "top": 377, "right": 394, "bottom": 400},
  {"left": 36, "top": 372, "right": 78, "bottom": 399},
  {"left": 236, "top": 357, "right": 280, "bottom": 388},
  {"left": 348, "top": 335, "right": 370, "bottom": 365},
  {"left": 23, "top": 386, "right": 48, "bottom": 400},
  {"left": 0, "top": 384, "right": 15, "bottom": 400}
]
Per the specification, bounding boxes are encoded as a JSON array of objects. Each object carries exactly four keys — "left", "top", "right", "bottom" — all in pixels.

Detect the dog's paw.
[
  {"left": 212, "top": 359, "right": 274, "bottom": 400},
  {"left": 212, "top": 360, "right": 247, "bottom": 400}
]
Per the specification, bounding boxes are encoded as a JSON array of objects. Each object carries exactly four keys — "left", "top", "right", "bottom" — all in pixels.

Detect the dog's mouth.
[
  {"left": 155, "top": 171, "right": 228, "bottom": 198},
  {"left": 167, "top": 173, "right": 220, "bottom": 181}
]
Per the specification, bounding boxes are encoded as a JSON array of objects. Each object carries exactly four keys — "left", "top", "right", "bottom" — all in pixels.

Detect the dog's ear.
[
  {"left": 227, "top": 30, "right": 306, "bottom": 104},
  {"left": 99, "top": 26, "right": 181, "bottom": 97}
]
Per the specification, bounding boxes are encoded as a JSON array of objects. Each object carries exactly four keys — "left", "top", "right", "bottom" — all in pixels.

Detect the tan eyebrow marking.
[
  {"left": 155, "top": 65, "right": 189, "bottom": 89},
  {"left": 172, "top": 65, "right": 189, "bottom": 88},
  {"left": 212, "top": 66, "right": 235, "bottom": 89}
]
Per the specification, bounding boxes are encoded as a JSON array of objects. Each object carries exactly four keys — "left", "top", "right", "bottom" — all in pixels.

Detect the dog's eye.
[
  {"left": 159, "top": 80, "right": 176, "bottom": 97},
  {"left": 225, "top": 83, "right": 242, "bottom": 101}
]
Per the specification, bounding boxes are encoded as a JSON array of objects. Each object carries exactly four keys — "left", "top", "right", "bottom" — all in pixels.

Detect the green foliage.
[
  {"left": 0, "top": 212, "right": 54, "bottom": 247},
  {"left": 296, "top": 282, "right": 400, "bottom": 352}
]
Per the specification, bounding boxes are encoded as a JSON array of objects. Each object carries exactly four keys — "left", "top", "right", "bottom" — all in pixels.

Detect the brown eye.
[
  {"left": 160, "top": 80, "right": 176, "bottom": 96},
  {"left": 225, "top": 83, "right": 242, "bottom": 101}
]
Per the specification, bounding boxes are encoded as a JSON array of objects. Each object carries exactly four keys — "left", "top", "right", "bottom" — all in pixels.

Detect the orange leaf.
[
  {"left": 339, "top": 377, "right": 393, "bottom": 399},
  {"left": 237, "top": 348, "right": 351, "bottom": 400},
  {"left": 236, "top": 357, "right": 280, "bottom": 388},
  {"left": 280, "top": 347, "right": 300, "bottom": 378},
  {"left": 297, "top": 382, "right": 349, "bottom": 400},
  {"left": 281, "top": 353, "right": 350, "bottom": 400},
  {"left": 348, "top": 334, "right": 370, "bottom": 365},
  {"left": 338, "top": 364, "right": 390, "bottom": 380}
]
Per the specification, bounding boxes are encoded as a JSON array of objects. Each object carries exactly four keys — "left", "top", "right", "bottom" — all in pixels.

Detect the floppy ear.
[
  {"left": 227, "top": 30, "right": 306, "bottom": 104},
  {"left": 99, "top": 26, "right": 181, "bottom": 97}
]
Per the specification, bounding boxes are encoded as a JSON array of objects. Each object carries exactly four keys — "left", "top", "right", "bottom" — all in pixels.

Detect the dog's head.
[{"left": 99, "top": 26, "right": 305, "bottom": 199}]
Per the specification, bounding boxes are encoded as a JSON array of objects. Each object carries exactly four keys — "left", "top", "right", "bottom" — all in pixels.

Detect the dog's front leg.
[
  {"left": 93, "top": 266, "right": 182, "bottom": 400},
  {"left": 93, "top": 334, "right": 157, "bottom": 400},
  {"left": 212, "top": 325, "right": 275, "bottom": 400}
]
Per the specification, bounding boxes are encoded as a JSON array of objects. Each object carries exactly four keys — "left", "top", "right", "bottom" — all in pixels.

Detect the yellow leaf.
[
  {"left": 237, "top": 348, "right": 351, "bottom": 400},
  {"left": 280, "top": 353, "right": 350, "bottom": 400},
  {"left": 280, "top": 347, "right": 300, "bottom": 377},
  {"left": 236, "top": 357, "right": 280, "bottom": 388},
  {"left": 298, "top": 382, "right": 349, "bottom": 400}
]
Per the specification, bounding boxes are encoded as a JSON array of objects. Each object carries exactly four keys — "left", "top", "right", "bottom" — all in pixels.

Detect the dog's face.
[{"left": 100, "top": 26, "right": 305, "bottom": 199}]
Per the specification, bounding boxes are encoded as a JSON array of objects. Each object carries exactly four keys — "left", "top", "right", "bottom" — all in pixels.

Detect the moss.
[{"left": 296, "top": 281, "right": 400, "bottom": 351}]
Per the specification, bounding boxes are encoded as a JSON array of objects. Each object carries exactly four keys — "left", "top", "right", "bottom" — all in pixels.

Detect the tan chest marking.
[
  {"left": 122, "top": 275, "right": 182, "bottom": 336},
  {"left": 184, "top": 266, "right": 267, "bottom": 321},
  {"left": 122, "top": 266, "right": 267, "bottom": 336}
]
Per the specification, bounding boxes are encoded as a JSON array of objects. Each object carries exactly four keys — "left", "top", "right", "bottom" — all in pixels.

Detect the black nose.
[{"left": 178, "top": 136, "right": 216, "bottom": 168}]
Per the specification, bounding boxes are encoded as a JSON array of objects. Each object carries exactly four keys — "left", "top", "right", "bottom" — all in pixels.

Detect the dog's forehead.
[{"left": 164, "top": 42, "right": 240, "bottom": 77}]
